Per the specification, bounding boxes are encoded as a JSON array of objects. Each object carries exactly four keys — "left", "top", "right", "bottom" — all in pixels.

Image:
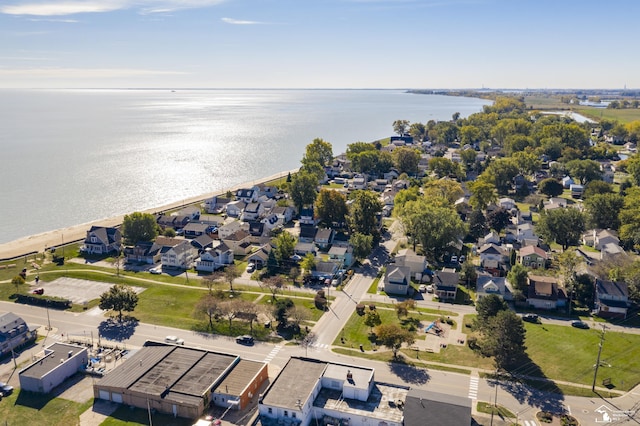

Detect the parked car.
[
  {"left": 246, "top": 263, "right": 255, "bottom": 273},
  {"left": 235, "top": 335, "right": 254, "bottom": 345},
  {"left": 165, "top": 335, "right": 185, "bottom": 345},
  {"left": 0, "top": 382, "right": 14, "bottom": 396},
  {"left": 418, "top": 285, "right": 427, "bottom": 293},
  {"left": 522, "top": 313, "right": 539, "bottom": 323},
  {"left": 31, "top": 287, "right": 44, "bottom": 295},
  {"left": 450, "top": 255, "right": 458, "bottom": 263},
  {"left": 571, "top": 320, "right": 589, "bottom": 329},
  {"left": 459, "top": 255, "right": 466, "bottom": 263},
  {"left": 149, "top": 267, "right": 162, "bottom": 275}
]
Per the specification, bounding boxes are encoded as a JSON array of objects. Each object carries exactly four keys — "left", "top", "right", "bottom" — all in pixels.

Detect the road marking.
[
  {"left": 468, "top": 374, "right": 479, "bottom": 400},
  {"left": 263, "top": 345, "right": 282, "bottom": 363},
  {"left": 523, "top": 420, "right": 538, "bottom": 426},
  {"left": 312, "top": 343, "right": 329, "bottom": 350}
]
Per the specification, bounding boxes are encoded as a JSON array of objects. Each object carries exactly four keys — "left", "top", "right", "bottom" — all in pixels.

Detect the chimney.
[{"left": 68, "top": 351, "right": 73, "bottom": 358}]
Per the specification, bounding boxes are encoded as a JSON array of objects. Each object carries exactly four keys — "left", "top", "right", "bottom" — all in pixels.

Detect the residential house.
[
  {"left": 299, "top": 208, "right": 316, "bottom": 225},
  {"left": 403, "top": 388, "right": 472, "bottom": 426},
  {"left": 433, "top": 270, "right": 460, "bottom": 301},
  {"left": 594, "top": 279, "right": 629, "bottom": 319},
  {"left": 328, "top": 244, "right": 353, "bottom": 268},
  {"left": 221, "top": 229, "right": 253, "bottom": 256},
  {"left": 240, "top": 202, "right": 264, "bottom": 222},
  {"left": 235, "top": 186, "right": 259, "bottom": 204},
  {"left": 527, "top": 275, "right": 565, "bottom": 310},
  {"left": 383, "top": 266, "right": 412, "bottom": 296},
  {"left": 516, "top": 223, "right": 539, "bottom": 247},
  {"left": 257, "top": 184, "right": 279, "bottom": 199},
  {"left": 583, "top": 229, "right": 625, "bottom": 259},
  {"left": 518, "top": 245, "right": 548, "bottom": 269},
  {"left": 475, "top": 275, "right": 513, "bottom": 301},
  {"left": 394, "top": 248, "right": 428, "bottom": 281},
  {"left": 217, "top": 220, "right": 249, "bottom": 240},
  {"left": 294, "top": 241, "right": 317, "bottom": 257},
  {"left": 0, "top": 312, "right": 38, "bottom": 358},
  {"left": 176, "top": 206, "right": 201, "bottom": 220},
  {"left": 258, "top": 357, "right": 406, "bottom": 426},
  {"left": 190, "top": 234, "right": 215, "bottom": 252},
  {"left": 82, "top": 226, "right": 122, "bottom": 255},
  {"left": 182, "top": 222, "right": 209, "bottom": 239},
  {"left": 204, "top": 196, "right": 231, "bottom": 214},
  {"left": 248, "top": 221, "right": 265, "bottom": 238},
  {"left": 351, "top": 175, "right": 367, "bottom": 190},
  {"left": 298, "top": 224, "right": 317, "bottom": 243},
  {"left": 314, "top": 228, "right": 334, "bottom": 250},
  {"left": 570, "top": 184, "right": 584, "bottom": 198},
  {"left": 225, "top": 200, "right": 246, "bottom": 218},
  {"left": 270, "top": 205, "right": 294, "bottom": 224},
  {"left": 499, "top": 197, "right": 516, "bottom": 211},
  {"left": 124, "top": 241, "right": 162, "bottom": 264},
  {"left": 261, "top": 213, "right": 282, "bottom": 232},
  {"left": 247, "top": 244, "right": 272, "bottom": 269},
  {"left": 482, "top": 231, "right": 501, "bottom": 246},
  {"left": 562, "top": 176, "right": 574, "bottom": 188},
  {"left": 312, "top": 260, "right": 340, "bottom": 281},
  {"left": 156, "top": 214, "right": 191, "bottom": 231},
  {"left": 477, "top": 243, "right": 508, "bottom": 271},
  {"left": 197, "top": 214, "right": 223, "bottom": 228},
  {"left": 544, "top": 197, "right": 567, "bottom": 210},
  {"left": 160, "top": 239, "right": 197, "bottom": 269},
  {"left": 194, "top": 243, "right": 234, "bottom": 272}
]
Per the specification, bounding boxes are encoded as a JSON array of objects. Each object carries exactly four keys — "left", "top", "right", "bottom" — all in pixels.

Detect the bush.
[
  {"left": 537, "top": 411, "right": 553, "bottom": 423},
  {"left": 368, "top": 304, "right": 376, "bottom": 310},
  {"left": 356, "top": 304, "right": 366, "bottom": 315}
]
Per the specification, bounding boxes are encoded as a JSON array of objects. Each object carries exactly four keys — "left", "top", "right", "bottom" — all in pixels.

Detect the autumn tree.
[
  {"left": 395, "top": 300, "right": 416, "bottom": 318},
  {"left": 194, "top": 294, "right": 222, "bottom": 329},
  {"left": 224, "top": 264, "right": 241, "bottom": 292},
  {"left": 202, "top": 271, "right": 223, "bottom": 295}
]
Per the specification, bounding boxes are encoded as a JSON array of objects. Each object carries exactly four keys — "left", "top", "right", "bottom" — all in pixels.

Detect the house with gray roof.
[
  {"left": 160, "top": 239, "right": 197, "bottom": 269},
  {"left": 82, "top": 226, "right": 122, "bottom": 255},
  {"left": 384, "top": 266, "right": 411, "bottom": 296},
  {"left": 594, "top": 279, "right": 629, "bottom": 319},
  {"left": 0, "top": 312, "right": 38, "bottom": 358}
]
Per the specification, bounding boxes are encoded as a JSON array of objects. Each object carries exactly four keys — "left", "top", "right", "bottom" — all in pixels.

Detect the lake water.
[{"left": 0, "top": 89, "right": 491, "bottom": 244}]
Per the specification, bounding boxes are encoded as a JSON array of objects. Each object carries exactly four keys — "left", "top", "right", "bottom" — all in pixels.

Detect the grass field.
[
  {"left": 0, "top": 391, "right": 93, "bottom": 426},
  {"left": 573, "top": 106, "right": 640, "bottom": 124}
]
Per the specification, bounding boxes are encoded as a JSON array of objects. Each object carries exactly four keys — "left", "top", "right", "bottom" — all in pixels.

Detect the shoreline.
[{"left": 0, "top": 168, "right": 299, "bottom": 260}]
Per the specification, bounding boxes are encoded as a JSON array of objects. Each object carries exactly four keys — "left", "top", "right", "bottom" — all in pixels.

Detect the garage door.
[
  {"left": 98, "top": 390, "right": 110, "bottom": 400},
  {"left": 112, "top": 393, "right": 123, "bottom": 403}
]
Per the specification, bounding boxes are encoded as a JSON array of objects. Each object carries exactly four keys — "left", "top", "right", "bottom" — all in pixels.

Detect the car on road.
[
  {"left": 0, "top": 382, "right": 14, "bottom": 396},
  {"left": 418, "top": 285, "right": 427, "bottom": 293},
  {"left": 571, "top": 320, "right": 589, "bottom": 329},
  {"left": 149, "top": 266, "right": 162, "bottom": 274},
  {"left": 235, "top": 335, "right": 254, "bottom": 345},
  {"left": 31, "top": 287, "right": 44, "bottom": 295},
  {"left": 164, "top": 335, "right": 185, "bottom": 345},
  {"left": 522, "top": 313, "right": 539, "bottom": 323}
]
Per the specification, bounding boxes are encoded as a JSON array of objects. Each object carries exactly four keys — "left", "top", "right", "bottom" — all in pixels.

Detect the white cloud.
[
  {"left": 28, "top": 17, "right": 78, "bottom": 22},
  {"left": 221, "top": 17, "right": 263, "bottom": 25},
  {"left": 0, "top": 0, "right": 227, "bottom": 16}
]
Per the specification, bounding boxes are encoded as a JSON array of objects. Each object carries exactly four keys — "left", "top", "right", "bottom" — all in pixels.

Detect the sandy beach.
[{"left": 0, "top": 168, "right": 299, "bottom": 260}]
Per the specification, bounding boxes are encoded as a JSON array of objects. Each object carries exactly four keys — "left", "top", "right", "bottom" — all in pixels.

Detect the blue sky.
[{"left": 1, "top": 0, "right": 638, "bottom": 89}]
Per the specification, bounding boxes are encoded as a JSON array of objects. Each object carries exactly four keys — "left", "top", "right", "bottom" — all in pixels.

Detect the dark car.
[
  {"left": 31, "top": 287, "right": 44, "bottom": 295},
  {"left": 522, "top": 313, "right": 539, "bottom": 323},
  {"left": 235, "top": 335, "right": 254, "bottom": 345},
  {"left": 571, "top": 320, "right": 589, "bottom": 329},
  {"left": 0, "top": 382, "right": 14, "bottom": 396}
]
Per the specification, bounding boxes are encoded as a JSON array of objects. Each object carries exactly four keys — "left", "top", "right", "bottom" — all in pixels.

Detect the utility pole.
[{"left": 592, "top": 324, "right": 607, "bottom": 392}]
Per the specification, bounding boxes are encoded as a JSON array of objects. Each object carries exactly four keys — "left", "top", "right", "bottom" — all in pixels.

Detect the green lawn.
[
  {"left": 524, "top": 322, "right": 640, "bottom": 391},
  {"left": 574, "top": 106, "right": 640, "bottom": 124},
  {"left": 0, "top": 391, "right": 93, "bottom": 426}
]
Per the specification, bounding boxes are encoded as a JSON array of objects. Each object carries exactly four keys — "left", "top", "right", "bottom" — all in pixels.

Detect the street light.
[{"left": 45, "top": 300, "right": 51, "bottom": 331}]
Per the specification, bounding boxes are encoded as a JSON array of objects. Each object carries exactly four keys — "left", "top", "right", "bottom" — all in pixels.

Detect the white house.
[
  {"left": 383, "top": 266, "right": 411, "bottom": 296},
  {"left": 240, "top": 202, "right": 264, "bottom": 222},
  {"left": 394, "top": 248, "right": 428, "bottom": 281},
  {"left": 218, "top": 220, "right": 249, "bottom": 240},
  {"left": 225, "top": 200, "right": 246, "bottom": 218},
  {"left": 160, "top": 240, "right": 197, "bottom": 269},
  {"left": 194, "top": 243, "right": 234, "bottom": 272}
]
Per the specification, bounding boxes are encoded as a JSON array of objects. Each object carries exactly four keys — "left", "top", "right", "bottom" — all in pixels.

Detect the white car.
[
  {"left": 165, "top": 335, "right": 185, "bottom": 345},
  {"left": 246, "top": 263, "right": 256, "bottom": 273},
  {"left": 418, "top": 285, "right": 427, "bottom": 293},
  {"left": 149, "top": 266, "right": 162, "bottom": 274}
]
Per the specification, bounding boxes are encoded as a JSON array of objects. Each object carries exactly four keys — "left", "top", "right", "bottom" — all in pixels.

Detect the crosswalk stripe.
[
  {"left": 468, "top": 375, "right": 479, "bottom": 399},
  {"left": 523, "top": 420, "right": 537, "bottom": 426},
  {"left": 263, "top": 345, "right": 282, "bottom": 362}
]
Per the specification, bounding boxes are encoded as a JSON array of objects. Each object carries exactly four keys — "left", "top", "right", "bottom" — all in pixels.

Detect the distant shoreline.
[{"left": 0, "top": 168, "right": 299, "bottom": 261}]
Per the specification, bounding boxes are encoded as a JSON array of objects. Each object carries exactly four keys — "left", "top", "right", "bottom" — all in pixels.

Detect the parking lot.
[{"left": 37, "top": 277, "right": 145, "bottom": 305}]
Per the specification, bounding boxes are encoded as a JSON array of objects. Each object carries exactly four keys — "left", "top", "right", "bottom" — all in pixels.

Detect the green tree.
[
  {"left": 347, "top": 190, "right": 382, "bottom": 236},
  {"left": 479, "top": 158, "right": 519, "bottom": 194},
  {"left": 619, "top": 187, "right": 640, "bottom": 249},
  {"left": 374, "top": 323, "right": 416, "bottom": 358},
  {"left": 429, "top": 157, "right": 462, "bottom": 179},
  {"left": 392, "top": 147, "right": 421, "bottom": 175},
  {"left": 480, "top": 310, "right": 526, "bottom": 370},
  {"left": 99, "top": 284, "right": 139, "bottom": 322},
  {"left": 475, "top": 294, "right": 508, "bottom": 327},
  {"left": 364, "top": 310, "right": 382, "bottom": 333},
  {"left": 486, "top": 207, "right": 511, "bottom": 233},
  {"left": 459, "top": 125, "right": 482, "bottom": 145},
  {"left": 512, "top": 151, "right": 542, "bottom": 177},
  {"left": 468, "top": 208, "right": 488, "bottom": 240},
  {"left": 583, "top": 180, "right": 613, "bottom": 199},
  {"left": 392, "top": 186, "right": 421, "bottom": 210},
  {"left": 584, "top": 193, "right": 624, "bottom": 230},
  {"left": 12, "top": 275, "right": 25, "bottom": 293},
  {"left": 350, "top": 232, "right": 374, "bottom": 260},
  {"left": 393, "top": 119, "right": 410, "bottom": 136},
  {"left": 315, "top": 189, "right": 348, "bottom": 227},
  {"left": 122, "top": 212, "right": 158, "bottom": 244},
  {"left": 468, "top": 180, "right": 498, "bottom": 211},
  {"left": 273, "top": 298, "right": 294, "bottom": 325},
  {"left": 272, "top": 231, "right": 297, "bottom": 266},
  {"left": 565, "top": 159, "right": 602, "bottom": 185},
  {"left": 409, "top": 122, "right": 427, "bottom": 142},
  {"left": 300, "top": 253, "right": 316, "bottom": 275},
  {"left": 289, "top": 170, "right": 318, "bottom": 213},
  {"left": 422, "top": 179, "right": 464, "bottom": 205},
  {"left": 507, "top": 263, "right": 529, "bottom": 292},
  {"left": 536, "top": 208, "right": 586, "bottom": 250},
  {"left": 460, "top": 261, "right": 478, "bottom": 289},
  {"left": 459, "top": 149, "right": 477, "bottom": 170},
  {"left": 303, "top": 138, "right": 333, "bottom": 168},
  {"left": 538, "top": 178, "right": 564, "bottom": 198}
]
